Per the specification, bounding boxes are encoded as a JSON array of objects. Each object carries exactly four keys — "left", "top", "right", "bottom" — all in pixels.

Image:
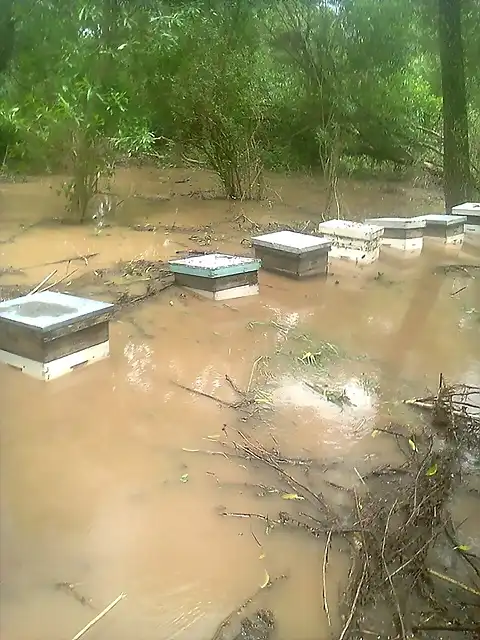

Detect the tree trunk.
[{"left": 438, "top": 0, "right": 472, "bottom": 211}]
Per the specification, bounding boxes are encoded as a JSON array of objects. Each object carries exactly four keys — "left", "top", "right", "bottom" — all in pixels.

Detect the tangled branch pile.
[{"left": 216, "top": 379, "right": 480, "bottom": 639}]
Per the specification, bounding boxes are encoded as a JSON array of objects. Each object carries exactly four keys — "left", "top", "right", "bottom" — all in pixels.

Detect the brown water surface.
[{"left": 1, "top": 168, "right": 479, "bottom": 640}]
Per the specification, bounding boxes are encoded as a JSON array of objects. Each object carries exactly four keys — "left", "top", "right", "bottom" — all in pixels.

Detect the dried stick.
[
  {"left": 70, "top": 592, "right": 126, "bottom": 640},
  {"left": 428, "top": 569, "right": 480, "bottom": 597},
  {"left": 171, "top": 381, "right": 233, "bottom": 408},
  {"left": 41, "top": 268, "right": 79, "bottom": 292},
  {"left": 27, "top": 270, "right": 57, "bottom": 295},
  {"left": 225, "top": 374, "right": 243, "bottom": 396},
  {"left": 412, "top": 624, "right": 480, "bottom": 632},
  {"left": 234, "top": 432, "right": 335, "bottom": 521},
  {"left": 322, "top": 529, "right": 333, "bottom": 626},
  {"left": 182, "top": 447, "right": 229, "bottom": 458},
  {"left": 221, "top": 511, "right": 278, "bottom": 524},
  {"left": 247, "top": 356, "right": 264, "bottom": 394},
  {"left": 26, "top": 253, "right": 99, "bottom": 270},
  {"left": 381, "top": 500, "right": 407, "bottom": 640},
  {"left": 338, "top": 561, "right": 367, "bottom": 640}
]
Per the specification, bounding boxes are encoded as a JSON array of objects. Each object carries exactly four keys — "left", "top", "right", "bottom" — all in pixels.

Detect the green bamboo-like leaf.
[{"left": 426, "top": 463, "right": 438, "bottom": 476}]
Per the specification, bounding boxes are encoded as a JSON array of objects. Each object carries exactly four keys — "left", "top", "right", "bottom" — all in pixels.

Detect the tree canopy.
[{"left": 0, "top": 0, "right": 478, "bottom": 216}]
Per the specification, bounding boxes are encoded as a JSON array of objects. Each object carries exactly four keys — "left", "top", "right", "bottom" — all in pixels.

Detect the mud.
[{"left": 0, "top": 167, "right": 479, "bottom": 640}]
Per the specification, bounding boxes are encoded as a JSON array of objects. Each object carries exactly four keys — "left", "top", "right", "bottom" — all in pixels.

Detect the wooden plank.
[
  {"left": 0, "top": 320, "right": 40, "bottom": 360},
  {"left": 44, "top": 322, "right": 109, "bottom": 362},
  {"left": 0, "top": 319, "right": 109, "bottom": 362},
  {"left": 254, "top": 246, "right": 328, "bottom": 277},
  {"left": 382, "top": 228, "right": 424, "bottom": 240},
  {"left": 45, "top": 311, "right": 113, "bottom": 341},
  {"left": 174, "top": 271, "right": 258, "bottom": 292},
  {"left": 424, "top": 223, "right": 463, "bottom": 239}
]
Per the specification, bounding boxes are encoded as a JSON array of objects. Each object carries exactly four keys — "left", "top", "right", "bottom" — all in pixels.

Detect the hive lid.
[
  {"left": 416, "top": 214, "right": 467, "bottom": 225},
  {"left": 169, "top": 253, "right": 261, "bottom": 278},
  {"left": 0, "top": 291, "right": 115, "bottom": 331},
  {"left": 251, "top": 230, "right": 331, "bottom": 254},
  {"left": 452, "top": 202, "right": 480, "bottom": 216},
  {"left": 318, "top": 219, "right": 384, "bottom": 240},
  {"left": 365, "top": 217, "right": 426, "bottom": 229}
]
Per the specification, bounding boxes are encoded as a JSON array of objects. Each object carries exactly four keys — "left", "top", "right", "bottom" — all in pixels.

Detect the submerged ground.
[{"left": 0, "top": 167, "right": 479, "bottom": 640}]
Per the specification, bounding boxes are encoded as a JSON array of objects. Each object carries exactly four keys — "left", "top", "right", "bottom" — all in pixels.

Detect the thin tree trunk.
[{"left": 438, "top": 0, "right": 472, "bottom": 211}]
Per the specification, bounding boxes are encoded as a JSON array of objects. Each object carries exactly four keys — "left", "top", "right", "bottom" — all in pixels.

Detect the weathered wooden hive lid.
[
  {"left": 251, "top": 230, "right": 331, "bottom": 254},
  {"left": 168, "top": 253, "right": 261, "bottom": 278},
  {"left": 0, "top": 291, "right": 114, "bottom": 332}
]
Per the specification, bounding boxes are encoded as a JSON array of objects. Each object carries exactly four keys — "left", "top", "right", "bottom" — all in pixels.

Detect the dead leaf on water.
[
  {"left": 259, "top": 553, "right": 266, "bottom": 560},
  {"left": 260, "top": 570, "right": 270, "bottom": 589},
  {"left": 371, "top": 429, "right": 379, "bottom": 438},
  {"left": 281, "top": 493, "right": 305, "bottom": 501}
]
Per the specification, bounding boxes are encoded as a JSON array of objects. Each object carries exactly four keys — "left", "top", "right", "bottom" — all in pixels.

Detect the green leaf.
[
  {"left": 454, "top": 544, "right": 471, "bottom": 552},
  {"left": 426, "top": 463, "right": 438, "bottom": 476},
  {"left": 281, "top": 493, "right": 304, "bottom": 501},
  {"left": 408, "top": 438, "right": 417, "bottom": 452},
  {"left": 180, "top": 473, "right": 189, "bottom": 483}
]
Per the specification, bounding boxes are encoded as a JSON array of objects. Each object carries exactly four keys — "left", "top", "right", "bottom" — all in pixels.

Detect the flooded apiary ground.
[{"left": 1, "top": 168, "right": 479, "bottom": 640}]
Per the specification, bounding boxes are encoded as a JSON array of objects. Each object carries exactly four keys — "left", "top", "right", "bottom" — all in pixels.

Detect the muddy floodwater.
[{"left": 1, "top": 168, "right": 479, "bottom": 640}]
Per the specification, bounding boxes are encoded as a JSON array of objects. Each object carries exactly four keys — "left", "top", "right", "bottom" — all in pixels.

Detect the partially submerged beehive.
[
  {"left": 169, "top": 253, "right": 261, "bottom": 300},
  {"left": 451, "top": 202, "right": 480, "bottom": 235},
  {"left": 251, "top": 230, "right": 331, "bottom": 278},
  {"left": 0, "top": 291, "right": 114, "bottom": 381},
  {"left": 365, "top": 217, "right": 426, "bottom": 253},
  {"left": 415, "top": 214, "right": 466, "bottom": 245},
  {"left": 316, "top": 219, "right": 384, "bottom": 265}
]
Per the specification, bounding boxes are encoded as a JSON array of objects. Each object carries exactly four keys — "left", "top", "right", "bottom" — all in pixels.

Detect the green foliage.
[
  {"left": 1, "top": 0, "right": 479, "bottom": 209},
  {"left": 1, "top": 0, "right": 159, "bottom": 218},
  {"left": 168, "top": 2, "right": 267, "bottom": 199}
]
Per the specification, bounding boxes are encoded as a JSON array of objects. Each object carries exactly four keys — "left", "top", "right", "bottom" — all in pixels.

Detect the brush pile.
[{"left": 215, "top": 379, "right": 480, "bottom": 640}]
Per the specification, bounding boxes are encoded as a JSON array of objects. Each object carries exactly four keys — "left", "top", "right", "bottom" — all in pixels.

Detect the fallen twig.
[
  {"left": 22, "top": 253, "right": 99, "bottom": 270},
  {"left": 171, "top": 380, "right": 234, "bottom": 408},
  {"left": 322, "top": 530, "right": 333, "bottom": 626},
  {"left": 451, "top": 286, "right": 467, "bottom": 296},
  {"left": 182, "top": 447, "right": 229, "bottom": 459},
  {"left": 412, "top": 624, "right": 480, "bottom": 632},
  {"left": 27, "top": 269, "right": 57, "bottom": 295},
  {"left": 70, "top": 592, "right": 126, "bottom": 640},
  {"left": 427, "top": 569, "right": 480, "bottom": 597},
  {"left": 247, "top": 356, "right": 267, "bottom": 394},
  {"left": 41, "top": 268, "right": 79, "bottom": 292},
  {"left": 338, "top": 560, "right": 367, "bottom": 640}
]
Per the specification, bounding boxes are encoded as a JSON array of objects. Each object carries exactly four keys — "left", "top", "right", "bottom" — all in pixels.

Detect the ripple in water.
[
  {"left": 272, "top": 375, "right": 377, "bottom": 449},
  {"left": 123, "top": 341, "right": 156, "bottom": 391}
]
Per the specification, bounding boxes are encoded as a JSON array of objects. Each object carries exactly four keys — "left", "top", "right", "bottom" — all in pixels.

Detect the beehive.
[
  {"left": 169, "top": 253, "right": 261, "bottom": 300},
  {"left": 316, "top": 220, "right": 384, "bottom": 265},
  {"left": 0, "top": 291, "right": 114, "bottom": 381},
  {"left": 251, "top": 230, "right": 331, "bottom": 278}
]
